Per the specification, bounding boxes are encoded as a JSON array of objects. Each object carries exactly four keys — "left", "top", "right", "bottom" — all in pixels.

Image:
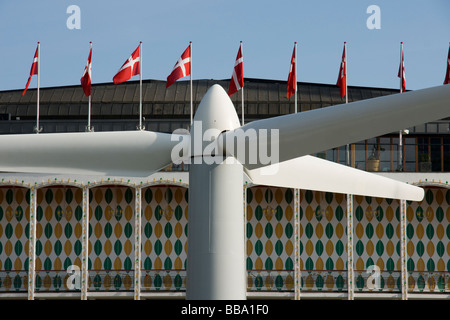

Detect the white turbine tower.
[{"left": 0, "top": 83, "right": 450, "bottom": 299}]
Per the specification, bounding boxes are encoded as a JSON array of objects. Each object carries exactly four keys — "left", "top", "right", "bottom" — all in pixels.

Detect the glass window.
[
  {"left": 354, "top": 142, "right": 366, "bottom": 170},
  {"left": 379, "top": 137, "right": 390, "bottom": 172},
  {"left": 404, "top": 138, "right": 416, "bottom": 172},
  {"left": 444, "top": 138, "right": 450, "bottom": 172},
  {"left": 430, "top": 138, "right": 441, "bottom": 172}
]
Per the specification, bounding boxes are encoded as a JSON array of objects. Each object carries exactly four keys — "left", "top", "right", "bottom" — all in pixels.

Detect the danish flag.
[
  {"left": 23, "top": 43, "right": 39, "bottom": 96},
  {"left": 113, "top": 43, "right": 141, "bottom": 84},
  {"left": 228, "top": 42, "right": 244, "bottom": 96},
  {"left": 287, "top": 43, "right": 297, "bottom": 99},
  {"left": 80, "top": 42, "right": 92, "bottom": 97},
  {"left": 336, "top": 43, "right": 346, "bottom": 98},
  {"left": 444, "top": 44, "right": 450, "bottom": 85},
  {"left": 166, "top": 44, "right": 191, "bottom": 88},
  {"left": 398, "top": 43, "right": 406, "bottom": 92}
]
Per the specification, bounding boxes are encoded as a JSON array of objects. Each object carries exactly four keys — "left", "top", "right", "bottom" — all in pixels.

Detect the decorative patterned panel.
[
  {"left": 353, "top": 195, "right": 401, "bottom": 292},
  {"left": 246, "top": 187, "right": 295, "bottom": 291},
  {"left": 299, "top": 189, "right": 347, "bottom": 292},
  {"left": 0, "top": 187, "right": 30, "bottom": 292},
  {"left": 141, "top": 186, "right": 188, "bottom": 291},
  {"left": 34, "top": 187, "right": 82, "bottom": 292},
  {"left": 88, "top": 186, "right": 135, "bottom": 292},
  {"left": 406, "top": 188, "right": 450, "bottom": 293}
]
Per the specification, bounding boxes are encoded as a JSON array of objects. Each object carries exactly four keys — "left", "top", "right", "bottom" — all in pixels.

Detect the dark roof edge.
[{"left": 0, "top": 77, "right": 405, "bottom": 94}]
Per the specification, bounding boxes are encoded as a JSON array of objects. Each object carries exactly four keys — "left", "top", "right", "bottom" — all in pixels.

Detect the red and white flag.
[
  {"left": 113, "top": 43, "right": 141, "bottom": 84},
  {"left": 228, "top": 42, "right": 244, "bottom": 96},
  {"left": 80, "top": 42, "right": 92, "bottom": 97},
  {"left": 287, "top": 43, "right": 297, "bottom": 99},
  {"left": 444, "top": 44, "right": 450, "bottom": 85},
  {"left": 336, "top": 43, "right": 346, "bottom": 98},
  {"left": 23, "top": 43, "right": 39, "bottom": 96},
  {"left": 166, "top": 44, "right": 191, "bottom": 88},
  {"left": 398, "top": 42, "right": 406, "bottom": 92}
]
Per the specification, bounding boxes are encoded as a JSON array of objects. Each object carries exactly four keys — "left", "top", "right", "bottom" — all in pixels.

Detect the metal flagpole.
[
  {"left": 87, "top": 42, "right": 92, "bottom": 132},
  {"left": 35, "top": 42, "right": 41, "bottom": 134},
  {"left": 241, "top": 41, "right": 244, "bottom": 126},
  {"left": 294, "top": 42, "right": 298, "bottom": 114},
  {"left": 139, "top": 41, "right": 143, "bottom": 130},
  {"left": 190, "top": 41, "right": 193, "bottom": 127},
  {"left": 345, "top": 42, "right": 349, "bottom": 165},
  {"left": 398, "top": 42, "right": 404, "bottom": 171}
]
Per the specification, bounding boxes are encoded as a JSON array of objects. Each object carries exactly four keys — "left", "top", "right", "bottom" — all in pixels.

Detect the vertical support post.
[
  {"left": 139, "top": 41, "right": 143, "bottom": 130},
  {"left": 347, "top": 194, "right": 354, "bottom": 300},
  {"left": 294, "top": 188, "right": 301, "bottom": 300},
  {"left": 400, "top": 199, "right": 408, "bottom": 300},
  {"left": 134, "top": 186, "right": 142, "bottom": 300},
  {"left": 81, "top": 186, "right": 90, "bottom": 300},
  {"left": 27, "top": 186, "right": 37, "bottom": 300}
]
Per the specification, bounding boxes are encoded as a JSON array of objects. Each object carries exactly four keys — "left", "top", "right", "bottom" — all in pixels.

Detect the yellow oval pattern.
[
  {"left": 114, "top": 223, "right": 122, "bottom": 238},
  {"left": 174, "top": 222, "right": 183, "bottom": 238},
  {"left": 275, "top": 223, "right": 283, "bottom": 239},
  {"left": 44, "top": 240, "right": 52, "bottom": 256},
  {"left": 275, "top": 188, "right": 283, "bottom": 204},
  {"left": 144, "top": 240, "right": 152, "bottom": 255},
  {"left": 385, "top": 206, "right": 394, "bottom": 222},
  {"left": 335, "top": 223, "right": 344, "bottom": 238},
  {"left": 64, "top": 240, "right": 72, "bottom": 256},
  {"left": 125, "top": 206, "right": 133, "bottom": 221},
  {"left": 246, "top": 205, "right": 253, "bottom": 221},
  {"left": 175, "top": 188, "right": 183, "bottom": 204},
  {"left": 285, "top": 206, "right": 293, "bottom": 221},
  {"left": 164, "top": 240, "right": 172, "bottom": 255},
  {"left": 155, "top": 189, "right": 163, "bottom": 203},
  {"left": 124, "top": 239, "right": 133, "bottom": 256},
  {"left": 366, "top": 240, "right": 374, "bottom": 256},
  {"left": 376, "top": 223, "right": 384, "bottom": 238},
  {"left": 285, "top": 240, "right": 293, "bottom": 256},
  {"left": 15, "top": 224, "right": 22, "bottom": 239},
  {"left": 315, "top": 223, "right": 323, "bottom": 238},
  {"left": 45, "top": 206, "right": 53, "bottom": 222},
  {"left": 265, "top": 240, "right": 273, "bottom": 255},
  {"left": 16, "top": 189, "right": 24, "bottom": 204},
  {"left": 246, "top": 239, "right": 253, "bottom": 255},
  {"left": 416, "top": 224, "right": 424, "bottom": 239},
  {"left": 94, "top": 189, "right": 102, "bottom": 204},
  {"left": 55, "top": 189, "right": 63, "bottom": 204},
  {"left": 326, "top": 240, "right": 334, "bottom": 256},
  {"left": 255, "top": 189, "right": 263, "bottom": 203},
  {"left": 174, "top": 257, "right": 183, "bottom": 270}
]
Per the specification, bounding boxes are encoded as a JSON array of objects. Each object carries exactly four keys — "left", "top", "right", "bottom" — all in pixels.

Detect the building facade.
[{"left": 0, "top": 79, "right": 449, "bottom": 299}]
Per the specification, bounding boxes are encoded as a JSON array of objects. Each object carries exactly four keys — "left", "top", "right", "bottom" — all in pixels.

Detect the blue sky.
[{"left": 0, "top": 0, "right": 449, "bottom": 92}]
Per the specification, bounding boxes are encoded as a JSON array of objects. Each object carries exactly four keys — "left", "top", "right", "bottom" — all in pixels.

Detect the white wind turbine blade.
[
  {"left": 245, "top": 156, "right": 424, "bottom": 201},
  {"left": 0, "top": 130, "right": 188, "bottom": 177},
  {"left": 221, "top": 85, "right": 450, "bottom": 169}
]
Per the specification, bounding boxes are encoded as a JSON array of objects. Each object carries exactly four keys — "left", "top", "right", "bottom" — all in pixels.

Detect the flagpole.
[
  {"left": 190, "top": 41, "right": 193, "bottom": 127},
  {"left": 139, "top": 41, "right": 143, "bottom": 130},
  {"left": 35, "top": 42, "right": 41, "bottom": 134},
  {"left": 398, "top": 42, "right": 404, "bottom": 171},
  {"left": 294, "top": 42, "right": 298, "bottom": 114},
  {"left": 344, "top": 42, "right": 349, "bottom": 165},
  {"left": 241, "top": 41, "right": 244, "bottom": 126},
  {"left": 87, "top": 42, "right": 92, "bottom": 132}
]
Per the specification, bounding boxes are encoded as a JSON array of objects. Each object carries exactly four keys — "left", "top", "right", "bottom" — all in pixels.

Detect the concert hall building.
[{"left": 0, "top": 79, "right": 449, "bottom": 299}]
